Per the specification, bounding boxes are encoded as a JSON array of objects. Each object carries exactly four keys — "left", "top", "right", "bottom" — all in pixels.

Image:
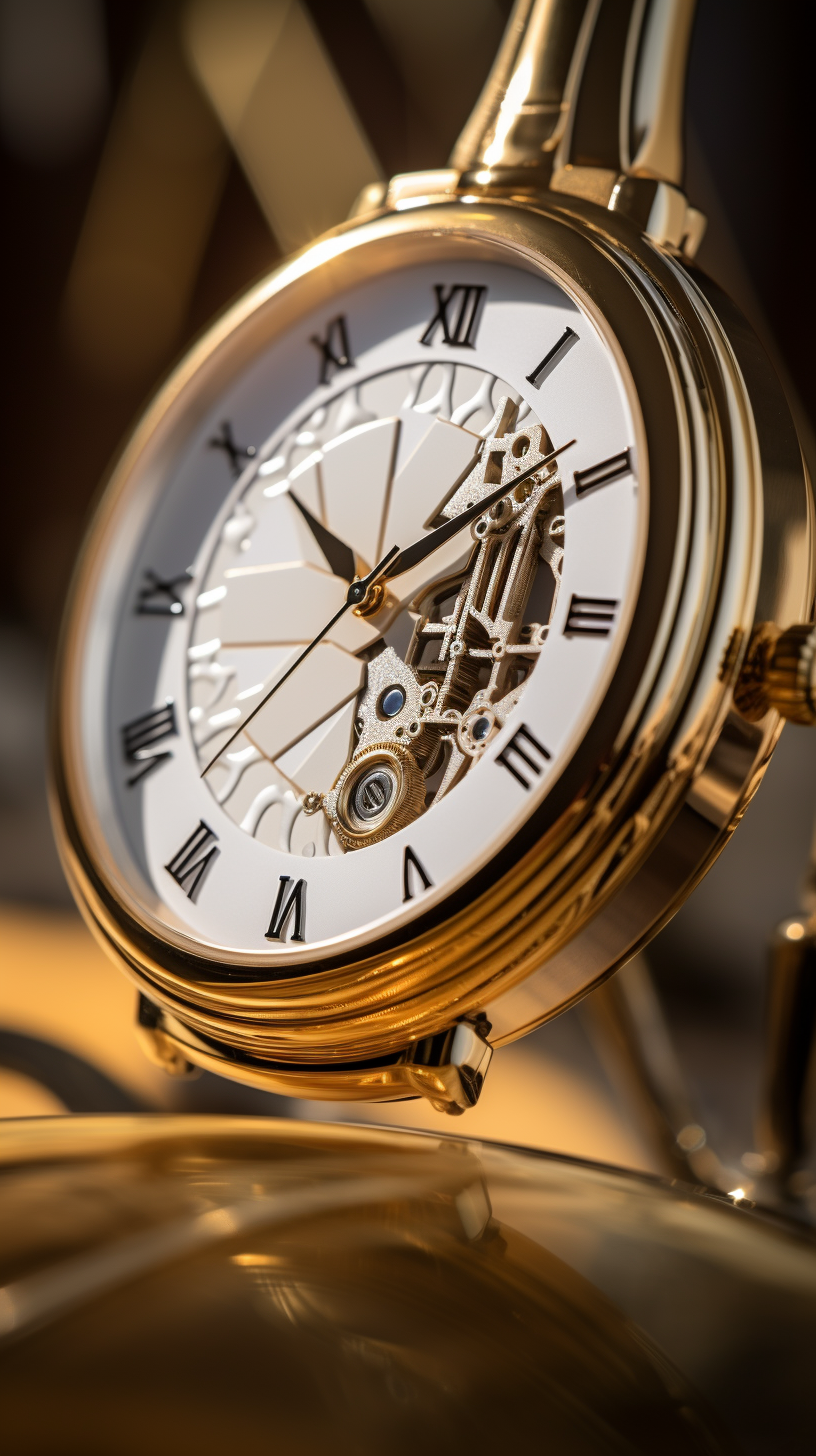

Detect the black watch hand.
[
  {"left": 200, "top": 544, "right": 398, "bottom": 778},
  {"left": 384, "top": 440, "right": 575, "bottom": 581},
  {"left": 289, "top": 490, "right": 359, "bottom": 583}
]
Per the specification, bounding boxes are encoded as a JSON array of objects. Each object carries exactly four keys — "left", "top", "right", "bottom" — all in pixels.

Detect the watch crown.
[{"left": 767, "top": 623, "right": 816, "bottom": 724}]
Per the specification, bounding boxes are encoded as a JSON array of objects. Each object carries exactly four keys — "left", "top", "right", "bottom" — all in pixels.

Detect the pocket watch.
[{"left": 51, "top": 0, "right": 815, "bottom": 1115}]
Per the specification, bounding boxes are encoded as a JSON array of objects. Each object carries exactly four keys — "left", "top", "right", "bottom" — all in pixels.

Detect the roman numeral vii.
[{"left": 165, "top": 821, "right": 219, "bottom": 901}]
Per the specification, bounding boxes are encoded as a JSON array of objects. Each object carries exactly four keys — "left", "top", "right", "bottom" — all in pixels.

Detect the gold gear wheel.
[{"left": 325, "top": 741, "right": 426, "bottom": 850}]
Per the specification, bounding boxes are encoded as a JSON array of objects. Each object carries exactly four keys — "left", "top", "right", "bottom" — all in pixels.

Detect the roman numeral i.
[{"left": 420, "top": 284, "right": 487, "bottom": 348}]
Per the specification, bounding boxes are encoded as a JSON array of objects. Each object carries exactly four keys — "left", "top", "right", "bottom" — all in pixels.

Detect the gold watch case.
[{"left": 50, "top": 190, "right": 814, "bottom": 1110}]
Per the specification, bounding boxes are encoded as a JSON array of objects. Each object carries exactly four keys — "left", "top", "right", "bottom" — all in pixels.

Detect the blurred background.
[{"left": 1, "top": 0, "right": 814, "bottom": 1204}]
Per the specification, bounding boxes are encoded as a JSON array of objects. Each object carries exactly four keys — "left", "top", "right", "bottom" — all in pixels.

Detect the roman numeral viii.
[
  {"left": 165, "top": 821, "right": 219, "bottom": 901},
  {"left": 564, "top": 594, "right": 619, "bottom": 636},
  {"left": 121, "top": 700, "right": 177, "bottom": 786},
  {"left": 266, "top": 875, "right": 306, "bottom": 942},
  {"left": 496, "top": 724, "right": 551, "bottom": 790},
  {"left": 420, "top": 284, "right": 487, "bottom": 348}
]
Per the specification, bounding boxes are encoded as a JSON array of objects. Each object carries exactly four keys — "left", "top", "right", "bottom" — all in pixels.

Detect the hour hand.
[{"left": 289, "top": 490, "right": 360, "bottom": 583}]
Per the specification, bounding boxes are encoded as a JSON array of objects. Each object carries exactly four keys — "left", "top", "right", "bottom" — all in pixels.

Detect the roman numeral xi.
[
  {"left": 165, "top": 821, "right": 219, "bottom": 902},
  {"left": 121, "top": 700, "right": 177, "bottom": 786},
  {"left": 421, "top": 284, "right": 487, "bottom": 348},
  {"left": 311, "top": 315, "right": 353, "bottom": 385}
]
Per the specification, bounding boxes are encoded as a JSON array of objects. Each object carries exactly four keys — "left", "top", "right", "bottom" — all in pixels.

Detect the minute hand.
[
  {"left": 199, "top": 544, "right": 398, "bottom": 778},
  {"left": 384, "top": 440, "right": 575, "bottom": 581}
]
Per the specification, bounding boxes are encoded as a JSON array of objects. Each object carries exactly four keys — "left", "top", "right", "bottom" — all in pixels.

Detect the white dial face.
[{"left": 87, "top": 243, "right": 643, "bottom": 966}]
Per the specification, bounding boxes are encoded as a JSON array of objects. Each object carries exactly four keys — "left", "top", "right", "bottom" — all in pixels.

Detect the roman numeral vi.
[{"left": 266, "top": 875, "right": 306, "bottom": 942}]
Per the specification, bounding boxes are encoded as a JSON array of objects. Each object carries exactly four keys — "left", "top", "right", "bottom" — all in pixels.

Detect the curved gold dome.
[{"left": 2, "top": 1118, "right": 815, "bottom": 1452}]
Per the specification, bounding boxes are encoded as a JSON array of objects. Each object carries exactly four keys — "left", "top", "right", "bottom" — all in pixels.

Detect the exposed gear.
[{"left": 320, "top": 398, "right": 565, "bottom": 846}]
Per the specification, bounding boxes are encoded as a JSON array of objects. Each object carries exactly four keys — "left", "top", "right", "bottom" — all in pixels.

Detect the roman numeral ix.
[
  {"left": 121, "top": 700, "right": 177, "bottom": 786},
  {"left": 165, "top": 821, "right": 219, "bottom": 901},
  {"left": 420, "top": 284, "right": 487, "bottom": 348},
  {"left": 564, "top": 594, "right": 619, "bottom": 636},
  {"left": 266, "top": 875, "right": 306, "bottom": 942},
  {"left": 525, "top": 326, "right": 578, "bottom": 387},
  {"left": 496, "top": 724, "right": 551, "bottom": 790},
  {"left": 310, "top": 315, "right": 353, "bottom": 385},
  {"left": 403, "top": 846, "right": 433, "bottom": 903},
  {"left": 136, "top": 569, "right": 192, "bottom": 617},
  {"left": 574, "top": 449, "right": 631, "bottom": 496},
  {"left": 208, "top": 420, "right": 256, "bottom": 479}
]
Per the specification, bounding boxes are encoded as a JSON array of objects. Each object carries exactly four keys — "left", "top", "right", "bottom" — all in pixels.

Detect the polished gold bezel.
[{"left": 50, "top": 195, "right": 812, "bottom": 1099}]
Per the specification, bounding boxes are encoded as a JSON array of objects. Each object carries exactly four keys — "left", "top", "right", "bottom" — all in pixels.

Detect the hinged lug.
[{"left": 135, "top": 995, "right": 201, "bottom": 1079}]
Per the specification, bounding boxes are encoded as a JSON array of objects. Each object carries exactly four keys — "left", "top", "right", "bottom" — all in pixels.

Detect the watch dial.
[{"left": 85, "top": 243, "right": 643, "bottom": 965}]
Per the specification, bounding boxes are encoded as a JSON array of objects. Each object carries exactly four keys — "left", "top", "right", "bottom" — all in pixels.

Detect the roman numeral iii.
[
  {"left": 266, "top": 875, "right": 306, "bottom": 942},
  {"left": 496, "top": 724, "right": 551, "bottom": 790},
  {"left": 121, "top": 700, "right": 177, "bottom": 786},
  {"left": 165, "top": 821, "right": 219, "bottom": 901},
  {"left": 574, "top": 449, "right": 632, "bottom": 496},
  {"left": 420, "top": 284, "right": 487, "bottom": 348},
  {"left": 564, "top": 594, "right": 619, "bottom": 636}
]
